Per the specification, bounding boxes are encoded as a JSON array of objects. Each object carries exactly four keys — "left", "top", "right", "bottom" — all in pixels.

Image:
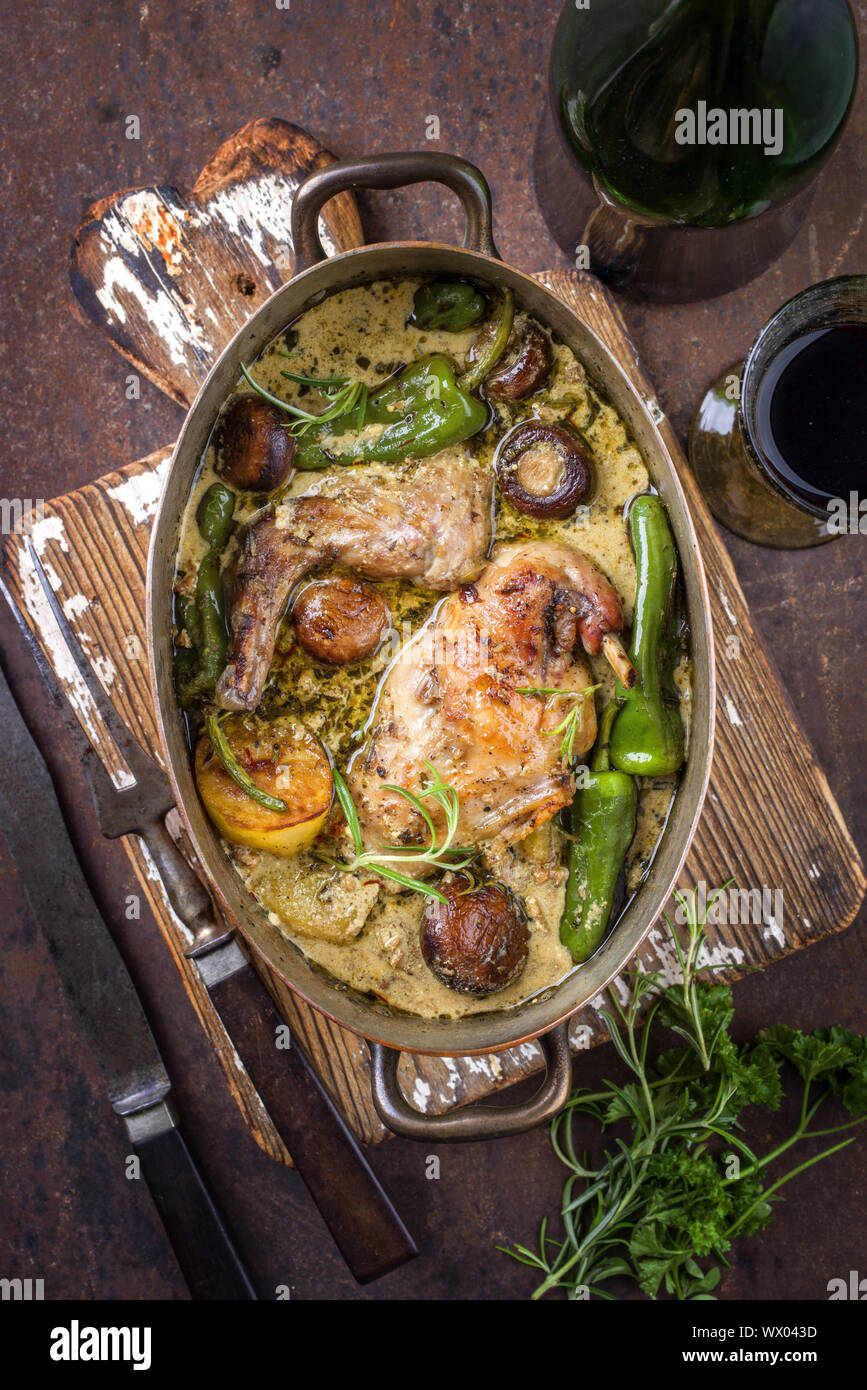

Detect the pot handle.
[
  {"left": 368, "top": 1022, "right": 572, "bottom": 1142},
  {"left": 291, "top": 151, "right": 500, "bottom": 271}
]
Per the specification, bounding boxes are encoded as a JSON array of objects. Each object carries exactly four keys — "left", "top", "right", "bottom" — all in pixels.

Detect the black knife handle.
[
  {"left": 134, "top": 1113, "right": 257, "bottom": 1300},
  {"left": 209, "top": 963, "right": 417, "bottom": 1284}
]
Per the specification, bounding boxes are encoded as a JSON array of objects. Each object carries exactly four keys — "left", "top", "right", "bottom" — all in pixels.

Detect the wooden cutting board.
[{"left": 3, "top": 120, "right": 863, "bottom": 1156}]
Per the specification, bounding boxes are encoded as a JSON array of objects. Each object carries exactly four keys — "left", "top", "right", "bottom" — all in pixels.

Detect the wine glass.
[
  {"left": 536, "top": 0, "right": 858, "bottom": 302},
  {"left": 688, "top": 275, "right": 867, "bottom": 547}
]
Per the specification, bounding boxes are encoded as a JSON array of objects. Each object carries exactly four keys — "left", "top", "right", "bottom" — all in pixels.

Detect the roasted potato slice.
[
  {"left": 247, "top": 857, "right": 381, "bottom": 944},
  {"left": 196, "top": 713, "right": 332, "bottom": 856}
]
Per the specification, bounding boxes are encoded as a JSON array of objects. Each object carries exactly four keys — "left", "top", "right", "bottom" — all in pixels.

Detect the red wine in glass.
[
  {"left": 753, "top": 325, "right": 867, "bottom": 509},
  {"left": 690, "top": 276, "right": 867, "bottom": 547}
]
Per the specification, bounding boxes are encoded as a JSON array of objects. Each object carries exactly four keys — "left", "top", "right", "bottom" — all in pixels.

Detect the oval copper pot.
[{"left": 147, "top": 153, "right": 715, "bottom": 1141}]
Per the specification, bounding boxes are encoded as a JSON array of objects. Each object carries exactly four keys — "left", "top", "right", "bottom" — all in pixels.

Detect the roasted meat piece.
[
  {"left": 215, "top": 448, "right": 492, "bottom": 711},
  {"left": 348, "top": 540, "right": 633, "bottom": 853}
]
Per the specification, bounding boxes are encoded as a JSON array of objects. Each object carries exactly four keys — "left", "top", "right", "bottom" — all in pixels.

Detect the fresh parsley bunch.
[{"left": 503, "top": 885, "right": 867, "bottom": 1300}]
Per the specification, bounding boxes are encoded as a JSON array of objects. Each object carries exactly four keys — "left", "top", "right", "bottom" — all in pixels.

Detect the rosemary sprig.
[
  {"left": 239, "top": 363, "right": 363, "bottom": 438},
  {"left": 205, "top": 712, "right": 287, "bottom": 813},
  {"left": 294, "top": 380, "right": 364, "bottom": 437},
  {"left": 332, "top": 765, "right": 364, "bottom": 856},
  {"left": 279, "top": 368, "right": 349, "bottom": 388},
  {"left": 320, "top": 764, "right": 476, "bottom": 904},
  {"left": 517, "top": 684, "right": 602, "bottom": 765}
]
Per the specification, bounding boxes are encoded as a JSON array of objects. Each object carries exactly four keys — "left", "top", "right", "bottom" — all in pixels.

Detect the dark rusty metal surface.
[
  {"left": 0, "top": 661, "right": 171, "bottom": 1115},
  {"left": 0, "top": 0, "right": 864, "bottom": 1300}
]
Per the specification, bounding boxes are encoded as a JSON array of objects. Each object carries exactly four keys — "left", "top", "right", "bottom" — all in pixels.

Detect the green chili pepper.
[
  {"left": 609, "top": 494, "right": 686, "bottom": 776},
  {"left": 293, "top": 354, "right": 489, "bottom": 469},
  {"left": 192, "top": 551, "right": 229, "bottom": 686},
  {"left": 560, "top": 700, "right": 637, "bottom": 964},
  {"left": 204, "top": 713, "right": 288, "bottom": 813},
  {"left": 195, "top": 480, "right": 235, "bottom": 549},
  {"left": 460, "top": 289, "right": 515, "bottom": 390},
  {"left": 176, "top": 482, "right": 235, "bottom": 706},
  {"left": 409, "top": 280, "right": 487, "bottom": 332},
  {"left": 172, "top": 644, "right": 197, "bottom": 689},
  {"left": 178, "top": 592, "right": 203, "bottom": 654}
]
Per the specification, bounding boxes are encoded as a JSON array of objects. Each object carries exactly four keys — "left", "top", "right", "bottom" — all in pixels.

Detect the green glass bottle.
[{"left": 538, "top": 0, "right": 857, "bottom": 299}]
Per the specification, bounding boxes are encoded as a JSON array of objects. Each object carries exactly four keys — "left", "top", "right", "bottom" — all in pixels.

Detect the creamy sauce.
[{"left": 176, "top": 278, "right": 691, "bottom": 1019}]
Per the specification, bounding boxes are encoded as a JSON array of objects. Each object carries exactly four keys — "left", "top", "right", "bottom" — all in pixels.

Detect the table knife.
[
  {"left": 5, "top": 546, "right": 417, "bottom": 1284},
  {"left": 0, "top": 658, "right": 257, "bottom": 1299}
]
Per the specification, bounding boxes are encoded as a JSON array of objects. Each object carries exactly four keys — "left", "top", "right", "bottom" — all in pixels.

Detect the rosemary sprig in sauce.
[
  {"left": 279, "top": 368, "right": 349, "bottom": 389},
  {"left": 239, "top": 362, "right": 363, "bottom": 438},
  {"left": 321, "top": 764, "right": 475, "bottom": 904}
]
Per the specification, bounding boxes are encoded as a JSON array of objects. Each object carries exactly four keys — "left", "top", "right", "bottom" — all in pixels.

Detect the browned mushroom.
[
  {"left": 485, "top": 321, "right": 552, "bottom": 400},
  {"left": 495, "top": 420, "right": 593, "bottom": 519},
  {"left": 419, "top": 875, "right": 529, "bottom": 996},
  {"left": 215, "top": 396, "right": 295, "bottom": 493},
  {"left": 291, "top": 577, "right": 391, "bottom": 666}
]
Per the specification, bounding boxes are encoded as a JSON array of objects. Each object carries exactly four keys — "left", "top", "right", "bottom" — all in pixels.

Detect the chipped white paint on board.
[
  {"left": 107, "top": 457, "right": 170, "bottom": 525},
  {"left": 411, "top": 1077, "right": 431, "bottom": 1112},
  {"left": 763, "top": 913, "right": 786, "bottom": 949},
  {"left": 96, "top": 241, "right": 214, "bottom": 368},
  {"left": 459, "top": 1054, "right": 496, "bottom": 1079},
  {"left": 89, "top": 173, "right": 341, "bottom": 392},
  {"left": 92, "top": 653, "right": 118, "bottom": 688},
  {"left": 30, "top": 514, "right": 68, "bottom": 556},
  {"left": 62, "top": 593, "right": 90, "bottom": 621},
  {"left": 205, "top": 173, "right": 302, "bottom": 273},
  {"left": 438, "top": 1057, "right": 463, "bottom": 1100},
  {"left": 608, "top": 973, "right": 632, "bottom": 1006},
  {"left": 718, "top": 584, "right": 738, "bottom": 627},
  {"left": 17, "top": 546, "right": 135, "bottom": 791},
  {"left": 121, "top": 189, "right": 187, "bottom": 273},
  {"left": 414, "top": 1041, "right": 550, "bottom": 1112},
  {"left": 724, "top": 695, "right": 744, "bottom": 728},
  {"left": 40, "top": 561, "right": 64, "bottom": 593},
  {"left": 644, "top": 923, "right": 745, "bottom": 989}
]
